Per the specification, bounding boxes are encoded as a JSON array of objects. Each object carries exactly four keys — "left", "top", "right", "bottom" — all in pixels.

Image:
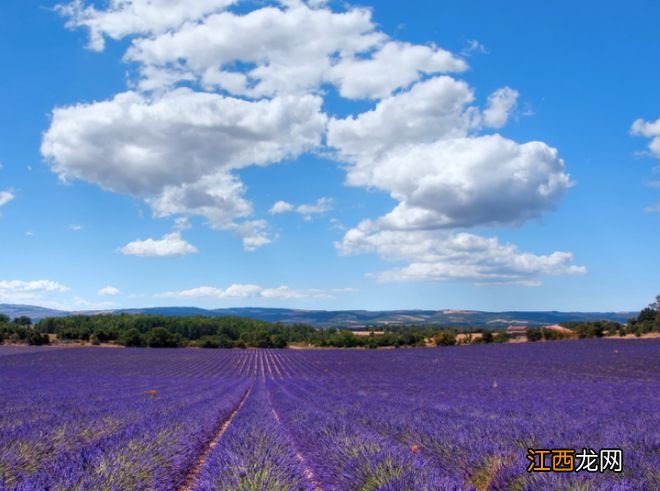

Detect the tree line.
[
  {"left": 1, "top": 295, "right": 658, "bottom": 348},
  {"left": 557, "top": 296, "right": 660, "bottom": 339},
  {"left": 35, "top": 314, "right": 315, "bottom": 348},
  {"left": 0, "top": 314, "right": 50, "bottom": 345},
  {"left": 625, "top": 295, "right": 660, "bottom": 336}
]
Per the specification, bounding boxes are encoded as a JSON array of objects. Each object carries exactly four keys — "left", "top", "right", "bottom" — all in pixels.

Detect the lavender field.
[{"left": 0, "top": 340, "right": 658, "bottom": 490}]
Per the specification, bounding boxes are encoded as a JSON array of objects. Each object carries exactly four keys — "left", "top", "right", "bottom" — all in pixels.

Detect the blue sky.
[{"left": 0, "top": 0, "right": 659, "bottom": 312}]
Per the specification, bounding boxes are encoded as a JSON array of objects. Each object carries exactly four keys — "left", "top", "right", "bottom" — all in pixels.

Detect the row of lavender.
[
  {"left": 1, "top": 340, "right": 658, "bottom": 490},
  {"left": 264, "top": 342, "right": 660, "bottom": 490},
  {"left": 0, "top": 349, "right": 257, "bottom": 490}
]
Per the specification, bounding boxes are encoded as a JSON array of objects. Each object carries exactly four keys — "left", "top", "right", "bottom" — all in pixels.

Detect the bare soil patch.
[
  {"left": 605, "top": 332, "right": 660, "bottom": 340},
  {"left": 351, "top": 331, "right": 385, "bottom": 337}
]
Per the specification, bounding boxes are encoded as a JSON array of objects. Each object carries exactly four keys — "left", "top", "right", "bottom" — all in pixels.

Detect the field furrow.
[{"left": 180, "top": 383, "right": 254, "bottom": 491}]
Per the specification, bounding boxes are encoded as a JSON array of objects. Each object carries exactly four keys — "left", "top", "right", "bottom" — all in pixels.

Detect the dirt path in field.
[{"left": 179, "top": 383, "right": 253, "bottom": 491}]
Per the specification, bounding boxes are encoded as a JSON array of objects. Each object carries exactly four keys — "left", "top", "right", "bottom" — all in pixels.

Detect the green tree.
[
  {"left": 638, "top": 308, "right": 656, "bottom": 323},
  {"left": 146, "top": 327, "right": 181, "bottom": 347},
  {"left": 645, "top": 295, "right": 660, "bottom": 332},
  {"left": 433, "top": 331, "right": 456, "bottom": 346},
  {"left": 27, "top": 331, "right": 49, "bottom": 346},
  {"left": 120, "top": 328, "right": 144, "bottom": 347},
  {"left": 269, "top": 334, "right": 287, "bottom": 349},
  {"left": 13, "top": 316, "right": 32, "bottom": 326},
  {"left": 197, "top": 335, "right": 234, "bottom": 348},
  {"left": 493, "top": 331, "right": 509, "bottom": 343},
  {"left": 575, "top": 324, "right": 593, "bottom": 338},
  {"left": 542, "top": 328, "right": 564, "bottom": 341},
  {"left": 93, "top": 326, "right": 118, "bottom": 343},
  {"left": 526, "top": 328, "right": 543, "bottom": 342}
]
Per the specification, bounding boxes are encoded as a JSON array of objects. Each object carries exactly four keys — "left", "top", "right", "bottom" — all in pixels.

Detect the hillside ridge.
[{"left": 0, "top": 304, "right": 636, "bottom": 327}]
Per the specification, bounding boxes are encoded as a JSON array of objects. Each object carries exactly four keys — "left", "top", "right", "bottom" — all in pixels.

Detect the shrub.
[
  {"left": 27, "top": 331, "right": 50, "bottom": 346},
  {"left": 120, "top": 328, "right": 145, "bottom": 347},
  {"left": 197, "top": 335, "right": 234, "bottom": 348},
  {"left": 13, "top": 316, "right": 32, "bottom": 326},
  {"left": 526, "top": 328, "right": 543, "bottom": 342},
  {"left": 542, "top": 329, "right": 564, "bottom": 341},
  {"left": 493, "top": 331, "right": 509, "bottom": 343},
  {"left": 434, "top": 331, "right": 456, "bottom": 347},
  {"left": 146, "top": 327, "right": 182, "bottom": 348},
  {"left": 269, "top": 334, "right": 287, "bottom": 349}
]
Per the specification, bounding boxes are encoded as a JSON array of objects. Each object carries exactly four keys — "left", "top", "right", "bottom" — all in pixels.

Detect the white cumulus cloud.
[
  {"left": 461, "top": 39, "right": 489, "bottom": 56},
  {"left": 336, "top": 224, "right": 585, "bottom": 286},
  {"left": 269, "top": 197, "right": 333, "bottom": 220},
  {"left": 158, "top": 283, "right": 328, "bottom": 300},
  {"left": 50, "top": 0, "right": 581, "bottom": 281},
  {"left": 125, "top": 3, "right": 384, "bottom": 96},
  {"left": 57, "top": 0, "right": 237, "bottom": 51},
  {"left": 173, "top": 216, "right": 191, "bottom": 231},
  {"left": 327, "top": 41, "right": 466, "bottom": 99},
  {"left": 260, "top": 285, "right": 306, "bottom": 299},
  {"left": 631, "top": 118, "right": 660, "bottom": 158},
  {"left": 0, "top": 280, "right": 70, "bottom": 304},
  {"left": 362, "top": 136, "right": 571, "bottom": 230},
  {"left": 269, "top": 200, "right": 295, "bottom": 215},
  {"left": 42, "top": 90, "right": 326, "bottom": 196},
  {"left": 0, "top": 190, "right": 14, "bottom": 208},
  {"left": 328, "top": 76, "right": 478, "bottom": 160},
  {"left": 120, "top": 2, "right": 464, "bottom": 99},
  {"left": 329, "top": 78, "right": 572, "bottom": 231},
  {"left": 42, "top": 89, "right": 324, "bottom": 250},
  {"left": 482, "top": 86, "right": 519, "bottom": 128},
  {"left": 0, "top": 280, "right": 69, "bottom": 293},
  {"left": 631, "top": 117, "right": 660, "bottom": 214},
  {"left": 118, "top": 232, "right": 198, "bottom": 256},
  {"left": 98, "top": 286, "right": 121, "bottom": 296},
  {"left": 296, "top": 197, "right": 333, "bottom": 219}
]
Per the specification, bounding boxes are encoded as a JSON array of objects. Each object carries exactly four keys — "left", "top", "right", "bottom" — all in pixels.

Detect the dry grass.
[
  {"left": 605, "top": 332, "right": 660, "bottom": 340},
  {"left": 544, "top": 324, "right": 574, "bottom": 335},
  {"left": 456, "top": 333, "right": 483, "bottom": 343}
]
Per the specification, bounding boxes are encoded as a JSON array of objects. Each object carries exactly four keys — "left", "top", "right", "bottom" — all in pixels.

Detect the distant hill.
[
  {"left": 0, "top": 304, "right": 71, "bottom": 320},
  {"left": 213, "top": 308, "right": 637, "bottom": 327},
  {"left": 115, "top": 307, "right": 220, "bottom": 317},
  {"left": 0, "top": 303, "right": 638, "bottom": 327}
]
